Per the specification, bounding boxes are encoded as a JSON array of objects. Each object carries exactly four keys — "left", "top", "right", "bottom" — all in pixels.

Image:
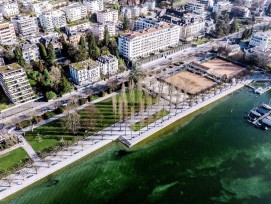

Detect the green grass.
[
  {"left": 25, "top": 89, "right": 157, "bottom": 152},
  {"left": 192, "top": 38, "right": 210, "bottom": 45},
  {"left": 28, "top": 139, "right": 60, "bottom": 153},
  {"left": 132, "top": 109, "right": 170, "bottom": 131},
  {"left": 0, "top": 147, "right": 28, "bottom": 172}
]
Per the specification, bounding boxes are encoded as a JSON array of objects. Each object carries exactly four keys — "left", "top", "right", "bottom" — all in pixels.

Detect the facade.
[
  {"left": 39, "top": 10, "right": 67, "bottom": 31},
  {"left": 133, "top": 17, "right": 162, "bottom": 30},
  {"left": 92, "top": 23, "right": 116, "bottom": 40},
  {"left": 0, "top": 1, "right": 19, "bottom": 18},
  {"left": 0, "top": 22, "right": 17, "bottom": 45},
  {"left": 118, "top": 23, "right": 180, "bottom": 60},
  {"left": 97, "top": 54, "right": 118, "bottom": 76},
  {"left": 146, "top": 0, "right": 155, "bottom": 10},
  {"left": 83, "top": 0, "right": 104, "bottom": 13},
  {"left": 65, "top": 21, "right": 90, "bottom": 35},
  {"left": 11, "top": 15, "right": 39, "bottom": 37},
  {"left": 212, "top": 0, "right": 232, "bottom": 13},
  {"left": 249, "top": 31, "right": 271, "bottom": 52},
  {"left": 21, "top": 43, "right": 40, "bottom": 64},
  {"left": 231, "top": 6, "right": 250, "bottom": 18},
  {"left": 121, "top": 5, "right": 148, "bottom": 18},
  {"left": 63, "top": 3, "right": 87, "bottom": 22},
  {"left": 31, "top": 1, "right": 53, "bottom": 15},
  {"left": 0, "top": 63, "right": 35, "bottom": 104},
  {"left": 197, "top": 0, "right": 214, "bottom": 7},
  {"left": 97, "top": 9, "right": 118, "bottom": 24},
  {"left": 69, "top": 59, "right": 100, "bottom": 86},
  {"left": 185, "top": 1, "right": 205, "bottom": 12}
]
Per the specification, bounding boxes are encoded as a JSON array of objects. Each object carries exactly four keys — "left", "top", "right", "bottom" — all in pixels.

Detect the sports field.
[
  {"left": 165, "top": 70, "right": 216, "bottom": 95},
  {"left": 201, "top": 58, "right": 245, "bottom": 78}
]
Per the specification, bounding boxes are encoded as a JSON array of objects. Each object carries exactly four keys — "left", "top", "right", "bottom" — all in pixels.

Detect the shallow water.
[{"left": 5, "top": 88, "right": 271, "bottom": 204}]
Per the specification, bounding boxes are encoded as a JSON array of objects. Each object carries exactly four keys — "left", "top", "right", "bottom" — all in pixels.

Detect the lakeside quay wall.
[{"left": 0, "top": 81, "right": 249, "bottom": 201}]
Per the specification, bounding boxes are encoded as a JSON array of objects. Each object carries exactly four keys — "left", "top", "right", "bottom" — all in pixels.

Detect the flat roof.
[
  {"left": 0, "top": 63, "right": 22, "bottom": 73},
  {"left": 121, "top": 23, "right": 176, "bottom": 39},
  {"left": 70, "top": 59, "right": 97, "bottom": 71}
]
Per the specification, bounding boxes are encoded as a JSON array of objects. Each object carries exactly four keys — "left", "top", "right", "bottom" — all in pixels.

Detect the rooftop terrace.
[{"left": 70, "top": 59, "right": 97, "bottom": 71}]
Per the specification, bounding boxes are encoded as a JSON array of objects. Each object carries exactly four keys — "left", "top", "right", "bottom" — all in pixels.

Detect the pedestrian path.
[{"left": 0, "top": 144, "right": 21, "bottom": 156}]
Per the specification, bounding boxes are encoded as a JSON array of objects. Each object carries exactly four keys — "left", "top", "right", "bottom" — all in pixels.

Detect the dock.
[
  {"left": 252, "top": 109, "right": 271, "bottom": 125},
  {"left": 255, "top": 86, "right": 271, "bottom": 95}
]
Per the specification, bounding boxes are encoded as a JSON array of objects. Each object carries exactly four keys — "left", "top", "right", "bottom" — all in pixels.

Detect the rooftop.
[
  {"left": 121, "top": 23, "right": 176, "bottom": 39},
  {"left": 70, "top": 59, "right": 97, "bottom": 71},
  {"left": 0, "top": 63, "right": 22, "bottom": 74}
]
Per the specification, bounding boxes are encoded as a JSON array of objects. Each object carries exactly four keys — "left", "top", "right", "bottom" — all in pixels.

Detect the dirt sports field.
[
  {"left": 165, "top": 70, "right": 216, "bottom": 95},
  {"left": 201, "top": 58, "right": 244, "bottom": 78}
]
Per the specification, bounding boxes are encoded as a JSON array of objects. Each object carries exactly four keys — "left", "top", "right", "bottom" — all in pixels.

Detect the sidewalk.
[{"left": 0, "top": 144, "right": 21, "bottom": 156}]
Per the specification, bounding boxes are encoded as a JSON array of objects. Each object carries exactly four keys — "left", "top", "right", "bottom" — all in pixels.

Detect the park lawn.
[
  {"left": 28, "top": 138, "right": 60, "bottom": 153},
  {"left": 26, "top": 89, "right": 157, "bottom": 150},
  {"left": 0, "top": 147, "right": 28, "bottom": 172},
  {"left": 132, "top": 109, "right": 170, "bottom": 131}
]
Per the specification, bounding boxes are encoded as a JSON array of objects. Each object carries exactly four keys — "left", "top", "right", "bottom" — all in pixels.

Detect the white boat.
[
  {"left": 250, "top": 110, "right": 261, "bottom": 117},
  {"left": 262, "top": 104, "right": 271, "bottom": 110}
]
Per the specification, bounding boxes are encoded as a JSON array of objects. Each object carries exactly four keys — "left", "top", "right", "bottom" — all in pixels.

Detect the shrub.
[
  {"left": 55, "top": 107, "right": 64, "bottom": 114},
  {"left": 45, "top": 91, "right": 57, "bottom": 100},
  {"left": 87, "top": 95, "right": 92, "bottom": 102},
  {"left": 43, "top": 112, "right": 55, "bottom": 120},
  {"left": 79, "top": 98, "right": 87, "bottom": 105}
]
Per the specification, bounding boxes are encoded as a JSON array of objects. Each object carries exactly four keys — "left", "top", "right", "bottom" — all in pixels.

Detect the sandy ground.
[
  {"left": 165, "top": 71, "right": 217, "bottom": 95},
  {"left": 201, "top": 58, "right": 245, "bottom": 78}
]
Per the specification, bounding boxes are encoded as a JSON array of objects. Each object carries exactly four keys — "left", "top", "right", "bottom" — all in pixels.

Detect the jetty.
[{"left": 252, "top": 109, "right": 271, "bottom": 125}]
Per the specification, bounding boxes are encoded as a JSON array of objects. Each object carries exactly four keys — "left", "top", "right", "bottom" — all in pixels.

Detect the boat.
[
  {"left": 250, "top": 110, "right": 261, "bottom": 117},
  {"left": 262, "top": 118, "right": 271, "bottom": 127},
  {"left": 267, "top": 116, "right": 271, "bottom": 121},
  {"left": 256, "top": 108, "right": 268, "bottom": 115},
  {"left": 262, "top": 104, "right": 271, "bottom": 110}
]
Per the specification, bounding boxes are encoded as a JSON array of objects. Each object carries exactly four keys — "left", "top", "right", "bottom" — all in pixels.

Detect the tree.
[
  {"left": 267, "top": 3, "right": 271, "bottom": 16},
  {"left": 38, "top": 43, "right": 47, "bottom": 60},
  {"left": 263, "top": 25, "right": 270, "bottom": 32},
  {"left": 87, "top": 32, "right": 97, "bottom": 57},
  {"left": 123, "top": 16, "right": 129, "bottom": 30},
  {"left": 45, "top": 91, "right": 57, "bottom": 100},
  {"left": 49, "top": 66, "right": 61, "bottom": 86},
  {"left": 118, "top": 97, "right": 123, "bottom": 130},
  {"left": 42, "top": 69, "right": 52, "bottom": 87},
  {"left": 59, "top": 77, "right": 73, "bottom": 95},
  {"left": 129, "top": 62, "right": 144, "bottom": 82},
  {"left": 84, "top": 105, "right": 100, "bottom": 131},
  {"left": 101, "top": 49, "right": 110, "bottom": 55},
  {"left": 62, "top": 112, "right": 80, "bottom": 134},
  {"left": 46, "top": 43, "right": 56, "bottom": 66},
  {"left": 38, "top": 60, "right": 44, "bottom": 73},
  {"left": 103, "top": 26, "right": 110, "bottom": 47},
  {"left": 14, "top": 46, "right": 25, "bottom": 67},
  {"left": 230, "top": 18, "right": 239, "bottom": 33},
  {"left": 112, "top": 94, "right": 117, "bottom": 127},
  {"left": 93, "top": 46, "right": 101, "bottom": 59}
]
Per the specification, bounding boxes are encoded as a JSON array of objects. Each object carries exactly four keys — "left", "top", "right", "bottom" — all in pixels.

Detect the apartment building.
[
  {"left": 118, "top": 23, "right": 180, "bottom": 60},
  {"left": 21, "top": 43, "right": 40, "bottom": 64},
  {"left": 97, "top": 9, "right": 118, "bottom": 24},
  {"left": 83, "top": 0, "right": 104, "bottom": 13},
  {"left": 65, "top": 21, "right": 90, "bottom": 35},
  {"left": 133, "top": 17, "right": 163, "bottom": 30},
  {"left": 97, "top": 54, "right": 118, "bottom": 77},
  {"left": 0, "top": 63, "right": 35, "bottom": 104},
  {"left": 63, "top": 3, "right": 87, "bottom": 22},
  {"left": 0, "top": 1, "right": 19, "bottom": 18},
  {"left": 92, "top": 23, "right": 115, "bottom": 40},
  {"left": 0, "top": 22, "right": 17, "bottom": 45},
  {"left": 121, "top": 5, "right": 148, "bottom": 19},
  {"left": 212, "top": 0, "right": 232, "bottom": 13},
  {"left": 249, "top": 31, "right": 271, "bottom": 51},
  {"left": 197, "top": 0, "right": 214, "bottom": 7},
  {"left": 31, "top": 1, "right": 53, "bottom": 16},
  {"left": 39, "top": 10, "right": 67, "bottom": 31},
  {"left": 11, "top": 15, "right": 39, "bottom": 37},
  {"left": 69, "top": 59, "right": 100, "bottom": 86},
  {"left": 185, "top": 1, "right": 205, "bottom": 12}
]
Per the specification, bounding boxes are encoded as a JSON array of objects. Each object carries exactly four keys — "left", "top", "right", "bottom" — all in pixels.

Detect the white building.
[
  {"left": 83, "top": 0, "right": 104, "bottom": 13},
  {"left": 97, "top": 9, "right": 118, "bottom": 24},
  {"left": 92, "top": 23, "right": 115, "bottom": 40},
  {"left": 0, "top": 22, "right": 17, "bottom": 45},
  {"left": 121, "top": 5, "right": 149, "bottom": 19},
  {"left": 21, "top": 43, "right": 40, "bottom": 64},
  {"left": 11, "top": 15, "right": 39, "bottom": 37},
  {"left": 249, "top": 31, "right": 271, "bottom": 51},
  {"left": 185, "top": 1, "right": 205, "bottom": 12},
  {"left": 31, "top": 1, "right": 53, "bottom": 16},
  {"left": 212, "top": 0, "right": 232, "bottom": 13},
  {"left": 63, "top": 3, "right": 87, "bottom": 22},
  {"left": 0, "top": 63, "right": 35, "bottom": 104},
  {"left": 39, "top": 10, "right": 67, "bottom": 31},
  {"left": 197, "top": 0, "right": 214, "bottom": 8},
  {"left": 69, "top": 59, "right": 100, "bottom": 86},
  {"left": 118, "top": 23, "right": 180, "bottom": 60},
  {"left": 133, "top": 17, "right": 162, "bottom": 30},
  {"left": 0, "top": 1, "right": 19, "bottom": 18},
  {"left": 145, "top": 0, "right": 155, "bottom": 10},
  {"left": 65, "top": 21, "right": 90, "bottom": 35},
  {"left": 97, "top": 54, "right": 118, "bottom": 76}
]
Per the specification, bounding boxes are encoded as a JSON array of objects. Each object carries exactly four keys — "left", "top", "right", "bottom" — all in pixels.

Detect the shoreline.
[{"left": 0, "top": 81, "right": 248, "bottom": 201}]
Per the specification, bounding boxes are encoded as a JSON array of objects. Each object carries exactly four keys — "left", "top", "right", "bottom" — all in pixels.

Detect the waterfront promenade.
[{"left": 0, "top": 80, "right": 250, "bottom": 201}]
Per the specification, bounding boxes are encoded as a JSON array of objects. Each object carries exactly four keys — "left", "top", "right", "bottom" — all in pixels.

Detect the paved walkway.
[{"left": 0, "top": 144, "right": 21, "bottom": 156}]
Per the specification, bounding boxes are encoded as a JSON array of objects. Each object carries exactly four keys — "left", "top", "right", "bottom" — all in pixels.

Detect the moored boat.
[
  {"left": 262, "top": 104, "right": 271, "bottom": 110},
  {"left": 250, "top": 110, "right": 261, "bottom": 117},
  {"left": 262, "top": 118, "right": 271, "bottom": 127},
  {"left": 257, "top": 108, "right": 268, "bottom": 115}
]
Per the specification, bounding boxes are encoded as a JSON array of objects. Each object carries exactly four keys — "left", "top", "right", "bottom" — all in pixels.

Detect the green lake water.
[{"left": 4, "top": 88, "right": 271, "bottom": 204}]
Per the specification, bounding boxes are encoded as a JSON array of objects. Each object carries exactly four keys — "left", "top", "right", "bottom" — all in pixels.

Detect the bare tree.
[
  {"left": 44, "top": 159, "right": 52, "bottom": 168},
  {"left": 112, "top": 94, "right": 117, "bottom": 128},
  {"left": 84, "top": 105, "right": 100, "bottom": 132},
  {"left": 130, "top": 105, "right": 135, "bottom": 139},
  {"left": 61, "top": 112, "right": 81, "bottom": 134},
  {"left": 118, "top": 97, "right": 123, "bottom": 130}
]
